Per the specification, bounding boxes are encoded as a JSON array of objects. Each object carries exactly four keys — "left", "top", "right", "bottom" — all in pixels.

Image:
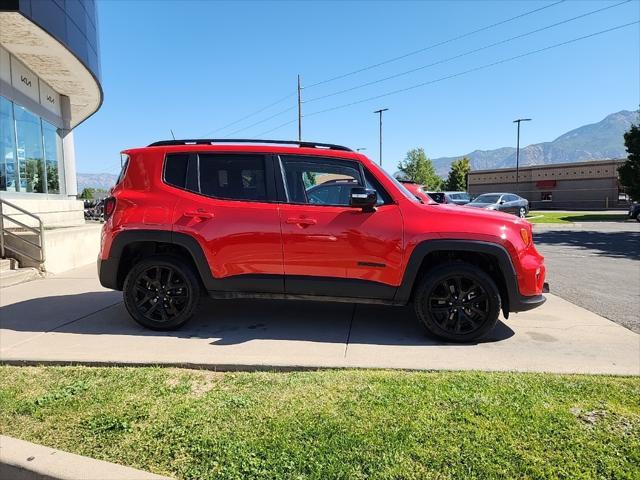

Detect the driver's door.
[{"left": 277, "top": 155, "right": 403, "bottom": 299}]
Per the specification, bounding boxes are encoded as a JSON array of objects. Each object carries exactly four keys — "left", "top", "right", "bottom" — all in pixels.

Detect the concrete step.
[
  {"left": 0, "top": 258, "right": 18, "bottom": 272},
  {"left": 0, "top": 266, "right": 40, "bottom": 288}
]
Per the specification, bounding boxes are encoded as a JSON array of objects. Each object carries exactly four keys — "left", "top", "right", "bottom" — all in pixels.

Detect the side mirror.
[
  {"left": 499, "top": 200, "right": 506, "bottom": 205},
  {"left": 349, "top": 187, "right": 377, "bottom": 212}
]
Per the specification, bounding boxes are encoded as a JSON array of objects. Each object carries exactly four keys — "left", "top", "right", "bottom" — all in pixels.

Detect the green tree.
[
  {"left": 397, "top": 148, "right": 442, "bottom": 190},
  {"left": 445, "top": 157, "right": 471, "bottom": 191},
  {"left": 619, "top": 124, "right": 640, "bottom": 201},
  {"left": 79, "top": 187, "right": 95, "bottom": 200}
]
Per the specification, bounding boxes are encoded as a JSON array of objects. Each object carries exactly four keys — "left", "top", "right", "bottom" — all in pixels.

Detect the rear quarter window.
[{"left": 164, "top": 153, "right": 189, "bottom": 188}]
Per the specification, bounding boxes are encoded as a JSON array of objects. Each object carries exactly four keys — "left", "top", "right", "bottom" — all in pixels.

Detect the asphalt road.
[{"left": 533, "top": 221, "right": 640, "bottom": 333}]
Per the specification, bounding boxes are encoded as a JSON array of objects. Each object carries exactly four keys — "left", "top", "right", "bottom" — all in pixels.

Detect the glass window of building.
[
  {"left": 0, "top": 97, "right": 17, "bottom": 192},
  {"left": 42, "top": 120, "right": 64, "bottom": 194},
  {"left": 14, "top": 104, "right": 46, "bottom": 193},
  {"left": 1, "top": 96, "right": 65, "bottom": 195}
]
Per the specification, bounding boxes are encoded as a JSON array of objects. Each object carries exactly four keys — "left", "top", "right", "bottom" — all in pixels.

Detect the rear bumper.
[{"left": 97, "top": 256, "right": 120, "bottom": 290}]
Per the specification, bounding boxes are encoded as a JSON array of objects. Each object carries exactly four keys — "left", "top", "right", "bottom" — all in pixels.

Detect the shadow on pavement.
[
  {"left": 0, "top": 292, "right": 515, "bottom": 347},
  {"left": 535, "top": 230, "right": 640, "bottom": 260}
]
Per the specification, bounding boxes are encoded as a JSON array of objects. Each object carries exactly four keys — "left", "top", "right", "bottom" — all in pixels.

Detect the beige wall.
[{"left": 468, "top": 160, "right": 627, "bottom": 209}]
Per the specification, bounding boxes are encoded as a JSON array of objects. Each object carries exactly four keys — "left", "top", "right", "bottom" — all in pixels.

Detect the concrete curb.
[
  {"left": 0, "top": 436, "right": 171, "bottom": 480},
  {"left": 1, "top": 359, "right": 637, "bottom": 376}
]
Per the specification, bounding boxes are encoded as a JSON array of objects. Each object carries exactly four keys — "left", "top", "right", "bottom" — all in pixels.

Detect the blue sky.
[{"left": 75, "top": 0, "right": 640, "bottom": 174}]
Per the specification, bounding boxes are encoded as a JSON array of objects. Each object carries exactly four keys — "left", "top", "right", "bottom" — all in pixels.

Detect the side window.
[
  {"left": 115, "top": 154, "right": 129, "bottom": 186},
  {"left": 363, "top": 168, "right": 392, "bottom": 205},
  {"left": 280, "top": 156, "right": 362, "bottom": 206},
  {"left": 164, "top": 153, "right": 189, "bottom": 188},
  {"left": 198, "top": 154, "right": 267, "bottom": 201}
]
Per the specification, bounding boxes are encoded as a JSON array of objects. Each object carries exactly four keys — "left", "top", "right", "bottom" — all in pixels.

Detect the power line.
[
  {"left": 199, "top": 1, "right": 566, "bottom": 136},
  {"left": 302, "top": 21, "right": 639, "bottom": 119},
  {"left": 199, "top": 92, "right": 295, "bottom": 137},
  {"left": 256, "top": 118, "right": 297, "bottom": 137},
  {"left": 224, "top": 105, "right": 296, "bottom": 137},
  {"left": 304, "top": 0, "right": 631, "bottom": 104},
  {"left": 304, "top": 0, "right": 567, "bottom": 89}
]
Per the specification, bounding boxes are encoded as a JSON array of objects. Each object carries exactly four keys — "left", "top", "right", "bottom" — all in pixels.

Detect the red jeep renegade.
[{"left": 98, "top": 139, "right": 547, "bottom": 342}]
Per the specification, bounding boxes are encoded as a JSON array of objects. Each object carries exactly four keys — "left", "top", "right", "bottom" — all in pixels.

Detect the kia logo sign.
[{"left": 20, "top": 75, "right": 32, "bottom": 87}]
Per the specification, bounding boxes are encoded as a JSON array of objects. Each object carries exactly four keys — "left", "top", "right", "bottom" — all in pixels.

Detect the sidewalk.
[{"left": 1, "top": 264, "right": 638, "bottom": 375}]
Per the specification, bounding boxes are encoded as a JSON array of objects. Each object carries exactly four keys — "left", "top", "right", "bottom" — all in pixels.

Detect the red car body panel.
[{"left": 100, "top": 144, "right": 546, "bottom": 303}]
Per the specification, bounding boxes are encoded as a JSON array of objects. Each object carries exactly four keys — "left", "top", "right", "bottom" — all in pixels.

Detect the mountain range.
[
  {"left": 431, "top": 110, "right": 636, "bottom": 176},
  {"left": 76, "top": 110, "right": 636, "bottom": 190},
  {"left": 76, "top": 172, "right": 119, "bottom": 192}
]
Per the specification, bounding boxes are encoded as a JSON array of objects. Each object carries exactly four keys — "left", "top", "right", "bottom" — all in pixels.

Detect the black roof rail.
[{"left": 147, "top": 138, "right": 353, "bottom": 151}]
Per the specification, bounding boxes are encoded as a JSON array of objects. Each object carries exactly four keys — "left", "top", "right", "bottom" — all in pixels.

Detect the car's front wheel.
[
  {"left": 414, "top": 263, "right": 501, "bottom": 342},
  {"left": 123, "top": 256, "right": 200, "bottom": 330}
]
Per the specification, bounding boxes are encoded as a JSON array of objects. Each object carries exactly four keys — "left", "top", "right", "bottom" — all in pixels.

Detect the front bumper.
[{"left": 509, "top": 282, "right": 549, "bottom": 312}]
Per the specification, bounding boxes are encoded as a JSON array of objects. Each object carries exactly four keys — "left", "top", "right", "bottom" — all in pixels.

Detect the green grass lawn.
[
  {"left": 1, "top": 367, "right": 638, "bottom": 479},
  {"left": 526, "top": 211, "right": 629, "bottom": 224}
]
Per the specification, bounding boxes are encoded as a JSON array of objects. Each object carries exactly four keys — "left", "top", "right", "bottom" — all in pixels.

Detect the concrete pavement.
[
  {"left": 0, "top": 435, "right": 171, "bottom": 480},
  {"left": 1, "top": 264, "right": 638, "bottom": 375},
  {"left": 534, "top": 221, "right": 640, "bottom": 333}
]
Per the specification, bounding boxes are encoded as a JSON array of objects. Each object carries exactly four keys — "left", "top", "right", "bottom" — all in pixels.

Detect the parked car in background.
[
  {"left": 444, "top": 191, "right": 471, "bottom": 205},
  {"left": 426, "top": 191, "right": 447, "bottom": 204},
  {"left": 629, "top": 203, "right": 640, "bottom": 222},
  {"left": 399, "top": 181, "right": 436, "bottom": 204},
  {"left": 466, "top": 193, "right": 529, "bottom": 218}
]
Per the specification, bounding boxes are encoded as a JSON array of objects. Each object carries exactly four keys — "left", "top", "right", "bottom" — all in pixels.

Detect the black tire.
[
  {"left": 123, "top": 256, "right": 200, "bottom": 330},
  {"left": 518, "top": 206, "right": 527, "bottom": 219},
  {"left": 414, "top": 263, "right": 501, "bottom": 342}
]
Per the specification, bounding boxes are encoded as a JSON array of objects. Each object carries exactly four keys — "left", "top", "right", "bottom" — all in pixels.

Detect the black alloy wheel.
[
  {"left": 123, "top": 256, "right": 200, "bottom": 330},
  {"left": 415, "top": 263, "right": 501, "bottom": 342}
]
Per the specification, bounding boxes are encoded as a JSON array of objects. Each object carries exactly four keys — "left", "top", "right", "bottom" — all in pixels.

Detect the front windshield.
[
  {"left": 472, "top": 194, "right": 501, "bottom": 203},
  {"left": 368, "top": 162, "right": 420, "bottom": 203}
]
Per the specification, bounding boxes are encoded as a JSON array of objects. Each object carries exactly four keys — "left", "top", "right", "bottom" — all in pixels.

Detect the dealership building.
[
  {"left": 0, "top": 0, "right": 103, "bottom": 277},
  {"left": 468, "top": 159, "right": 628, "bottom": 210},
  {"left": 0, "top": 0, "right": 102, "bottom": 224}
]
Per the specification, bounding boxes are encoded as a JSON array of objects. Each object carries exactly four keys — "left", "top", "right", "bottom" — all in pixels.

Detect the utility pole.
[
  {"left": 513, "top": 118, "right": 531, "bottom": 192},
  {"left": 297, "top": 74, "right": 302, "bottom": 141},
  {"left": 374, "top": 108, "right": 388, "bottom": 166}
]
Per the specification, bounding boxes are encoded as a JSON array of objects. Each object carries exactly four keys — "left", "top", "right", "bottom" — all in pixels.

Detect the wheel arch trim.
[{"left": 394, "top": 239, "right": 522, "bottom": 310}]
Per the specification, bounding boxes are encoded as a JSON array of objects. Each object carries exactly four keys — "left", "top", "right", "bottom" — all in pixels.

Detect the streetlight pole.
[
  {"left": 297, "top": 74, "right": 302, "bottom": 141},
  {"left": 374, "top": 108, "right": 388, "bottom": 166},
  {"left": 513, "top": 118, "right": 531, "bottom": 192}
]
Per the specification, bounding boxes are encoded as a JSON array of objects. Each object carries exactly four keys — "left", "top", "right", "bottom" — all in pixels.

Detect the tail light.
[{"left": 103, "top": 197, "right": 116, "bottom": 220}]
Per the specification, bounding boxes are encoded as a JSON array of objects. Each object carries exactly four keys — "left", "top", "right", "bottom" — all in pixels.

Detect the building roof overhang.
[{"left": 0, "top": 11, "right": 103, "bottom": 128}]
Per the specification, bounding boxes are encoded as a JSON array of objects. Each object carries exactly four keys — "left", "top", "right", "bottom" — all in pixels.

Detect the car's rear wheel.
[
  {"left": 123, "top": 256, "right": 200, "bottom": 330},
  {"left": 519, "top": 206, "right": 527, "bottom": 218},
  {"left": 414, "top": 263, "right": 501, "bottom": 342}
]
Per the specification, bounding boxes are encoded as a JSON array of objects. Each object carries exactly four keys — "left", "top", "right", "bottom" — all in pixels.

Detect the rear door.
[
  {"left": 169, "top": 152, "right": 284, "bottom": 293},
  {"left": 277, "top": 155, "right": 403, "bottom": 300},
  {"left": 503, "top": 194, "right": 519, "bottom": 214}
]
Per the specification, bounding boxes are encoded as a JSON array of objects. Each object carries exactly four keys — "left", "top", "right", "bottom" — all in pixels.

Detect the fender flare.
[
  {"left": 99, "top": 229, "right": 213, "bottom": 290},
  {"left": 393, "top": 239, "right": 519, "bottom": 311}
]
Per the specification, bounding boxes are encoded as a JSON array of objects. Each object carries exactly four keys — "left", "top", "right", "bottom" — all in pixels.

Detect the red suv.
[{"left": 98, "top": 139, "right": 547, "bottom": 342}]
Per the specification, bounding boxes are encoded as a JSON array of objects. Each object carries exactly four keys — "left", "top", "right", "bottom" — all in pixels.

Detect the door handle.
[
  {"left": 286, "top": 217, "right": 317, "bottom": 226},
  {"left": 184, "top": 210, "right": 214, "bottom": 219}
]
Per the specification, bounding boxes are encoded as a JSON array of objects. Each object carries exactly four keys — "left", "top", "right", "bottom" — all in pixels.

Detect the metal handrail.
[{"left": 0, "top": 198, "right": 46, "bottom": 264}]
